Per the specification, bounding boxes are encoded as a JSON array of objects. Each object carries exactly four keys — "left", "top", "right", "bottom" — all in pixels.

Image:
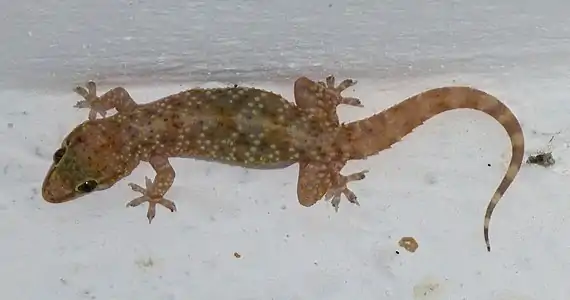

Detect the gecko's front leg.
[
  {"left": 73, "top": 81, "right": 138, "bottom": 120},
  {"left": 126, "top": 156, "right": 177, "bottom": 223}
]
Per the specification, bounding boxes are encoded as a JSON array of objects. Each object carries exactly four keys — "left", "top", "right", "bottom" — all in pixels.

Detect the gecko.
[{"left": 41, "top": 75, "right": 524, "bottom": 252}]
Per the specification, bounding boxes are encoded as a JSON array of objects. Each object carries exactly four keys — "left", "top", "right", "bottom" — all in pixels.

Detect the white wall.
[{"left": 1, "top": 0, "right": 569, "bottom": 90}]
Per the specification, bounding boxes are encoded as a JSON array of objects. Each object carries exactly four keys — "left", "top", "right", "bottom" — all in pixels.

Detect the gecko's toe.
[
  {"left": 325, "top": 188, "right": 360, "bottom": 211},
  {"left": 126, "top": 195, "right": 149, "bottom": 208},
  {"left": 340, "top": 97, "right": 363, "bottom": 107},
  {"left": 323, "top": 75, "right": 358, "bottom": 92},
  {"left": 336, "top": 78, "right": 361, "bottom": 107},
  {"left": 159, "top": 198, "right": 177, "bottom": 212},
  {"left": 336, "top": 78, "right": 357, "bottom": 91},
  {"left": 325, "top": 169, "right": 368, "bottom": 210},
  {"left": 72, "top": 80, "right": 106, "bottom": 120},
  {"left": 73, "top": 81, "right": 97, "bottom": 100},
  {"left": 342, "top": 188, "right": 360, "bottom": 205},
  {"left": 127, "top": 179, "right": 177, "bottom": 222},
  {"left": 147, "top": 202, "right": 157, "bottom": 224},
  {"left": 326, "top": 191, "right": 341, "bottom": 211},
  {"left": 144, "top": 197, "right": 176, "bottom": 223},
  {"left": 325, "top": 75, "right": 336, "bottom": 88},
  {"left": 349, "top": 169, "right": 368, "bottom": 181},
  {"left": 321, "top": 75, "right": 363, "bottom": 108},
  {"left": 73, "top": 100, "right": 89, "bottom": 109},
  {"left": 73, "top": 86, "right": 89, "bottom": 98},
  {"left": 86, "top": 80, "right": 97, "bottom": 94}
]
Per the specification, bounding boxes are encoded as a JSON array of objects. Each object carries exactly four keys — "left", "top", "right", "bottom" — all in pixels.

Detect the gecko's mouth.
[
  {"left": 42, "top": 187, "right": 77, "bottom": 203},
  {"left": 41, "top": 168, "right": 77, "bottom": 203},
  {"left": 42, "top": 183, "right": 76, "bottom": 203}
]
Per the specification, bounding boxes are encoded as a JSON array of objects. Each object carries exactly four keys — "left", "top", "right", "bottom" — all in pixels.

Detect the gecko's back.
[{"left": 117, "top": 86, "right": 330, "bottom": 169}]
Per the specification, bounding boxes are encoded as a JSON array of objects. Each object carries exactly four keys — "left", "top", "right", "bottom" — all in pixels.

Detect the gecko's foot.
[
  {"left": 325, "top": 169, "right": 369, "bottom": 211},
  {"left": 73, "top": 80, "right": 107, "bottom": 120},
  {"left": 318, "top": 75, "right": 363, "bottom": 108},
  {"left": 126, "top": 176, "right": 177, "bottom": 223}
]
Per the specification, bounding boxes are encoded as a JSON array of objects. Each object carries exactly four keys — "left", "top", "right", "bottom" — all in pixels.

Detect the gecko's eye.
[
  {"left": 53, "top": 147, "right": 66, "bottom": 164},
  {"left": 76, "top": 180, "right": 98, "bottom": 193}
]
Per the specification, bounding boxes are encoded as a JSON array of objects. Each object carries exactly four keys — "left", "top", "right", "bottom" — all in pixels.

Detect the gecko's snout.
[
  {"left": 41, "top": 172, "right": 76, "bottom": 204},
  {"left": 42, "top": 187, "right": 67, "bottom": 203},
  {"left": 42, "top": 184, "right": 72, "bottom": 204}
]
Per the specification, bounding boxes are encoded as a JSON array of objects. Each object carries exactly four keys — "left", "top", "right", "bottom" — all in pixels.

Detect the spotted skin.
[
  {"left": 42, "top": 76, "right": 524, "bottom": 251},
  {"left": 42, "top": 76, "right": 363, "bottom": 222}
]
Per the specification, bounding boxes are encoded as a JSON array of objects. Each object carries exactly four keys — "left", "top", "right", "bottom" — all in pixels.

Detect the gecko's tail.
[{"left": 340, "top": 86, "right": 524, "bottom": 252}]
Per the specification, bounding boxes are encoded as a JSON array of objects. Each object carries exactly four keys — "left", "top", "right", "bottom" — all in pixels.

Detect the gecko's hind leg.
[
  {"left": 296, "top": 160, "right": 368, "bottom": 211},
  {"left": 325, "top": 169, "right": 369, "bottom": 211},
  {"left": 296, "top": 161, "right": 333, "bottom": 207},
  {"left": 73, "top": 81, "right": 137, "bottom": 121},
  {"left": 293, "top": 76, "right": 362, "bottom": 116},
  {"left": 317, "top": 75, "right": 363, "bottom": 108}
]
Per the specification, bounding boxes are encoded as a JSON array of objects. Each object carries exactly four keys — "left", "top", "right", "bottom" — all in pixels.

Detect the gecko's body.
[{"left": 42, "top": 75, "right": 524, "bottom": 251}]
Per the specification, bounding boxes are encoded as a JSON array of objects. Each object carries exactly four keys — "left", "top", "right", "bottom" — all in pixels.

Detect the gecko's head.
[{"left": 42, "top": 120, "right": 136, "bottom": 203}]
